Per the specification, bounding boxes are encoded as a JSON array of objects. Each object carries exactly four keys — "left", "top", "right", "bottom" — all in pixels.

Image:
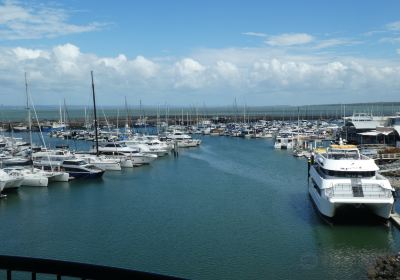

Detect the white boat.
[
  {"left": 75, "top": 154, "right": 122, "bottom": 171},
  {"left": 121, "top": 140, "right": 169, "bottom": 157},
  {"left": 4, "top": 167, "right": 48, "bottom": 187},
  {"left": 166, "top": 130, "right": 201, "bottom": 147},
  {"left": 274, "top": 134, "right": 294, "bottom": 149},
  {"left": 97, "top": 143, "right": 157, "bottom": 166},
  {"left": 308, "top": 143, "right": 394, "bottom": 219},
  {"left": 39, "top": 169, "right": 70, "bottom": 182},
  {"left": 61, "top": 159, "right": 105, "bottom": 179},
  {"left": 93, "top": 152, "right": 133, "bottom": 168},
  {"left": 0, "top": 169, "right": 24, "bottom": 190}
]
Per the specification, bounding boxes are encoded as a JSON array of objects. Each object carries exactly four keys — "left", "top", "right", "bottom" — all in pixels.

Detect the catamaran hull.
[
  {"left": 48, "top": 172, "right": 70, "bottom": 182},
  {"left": 3, "top": 178, "right": 23, "bottom": 190},
  {"left": 22, "top": 177, "right": 49, "bottom": 187},
  {"left": 309, "top": 185, "right": 394, "bottom": 219}
]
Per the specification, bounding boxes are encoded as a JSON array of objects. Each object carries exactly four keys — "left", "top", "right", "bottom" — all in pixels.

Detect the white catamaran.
[{"left": 308, "top": 143, "right": 394, "bottom": 219}]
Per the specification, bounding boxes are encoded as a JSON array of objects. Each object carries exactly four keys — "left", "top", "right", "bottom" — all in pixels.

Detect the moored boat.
[{"left": 308, "top": 143, "right": 394, "bottom": 219}]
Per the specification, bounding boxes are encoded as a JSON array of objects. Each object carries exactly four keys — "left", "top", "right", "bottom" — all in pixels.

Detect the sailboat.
[
  {"left": 51, "top": 102, "right": 67, "bottom": 131},
  {"left": 4, "top": 73, "right": 49, "bottom": 187},
  {"left": 24, "top": 73, "right": 70, "bottom": 183},
  {"left": 65, "top": 71, "right": 106, "bottom": 177}
]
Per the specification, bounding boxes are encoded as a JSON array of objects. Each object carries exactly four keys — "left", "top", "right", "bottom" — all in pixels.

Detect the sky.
[{"left": 0, "top": 0, "right": 400, "bottom": 107}]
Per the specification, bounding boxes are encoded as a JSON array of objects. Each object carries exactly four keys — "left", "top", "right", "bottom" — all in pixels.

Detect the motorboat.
[
  {"left": 75, "top": 154, "right": 122, "bottom": 171},
  {"left": 61, "top": 159, "right": 105, "bottom": 179},
  {"left": 274, "top": 134, "right": 294, "bottom": 149},
  {"left": 308, "top": 143, "right": 394, "bottom": 219},
  {"left": 97, "top": 143, "right": 157, "bottom": 166}
]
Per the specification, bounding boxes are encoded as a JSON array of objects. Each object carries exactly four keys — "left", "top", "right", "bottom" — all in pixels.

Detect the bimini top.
[
  {"left": 315, "top": 145, "right": 379, "bottom": 172},
  {"left": 329, "top": 144, "right": 357, "bottom": 150}
]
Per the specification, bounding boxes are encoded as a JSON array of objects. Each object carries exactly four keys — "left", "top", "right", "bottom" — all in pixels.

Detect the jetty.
[{"left": 390, "top": 212, "right": 400, "bottom": 228}]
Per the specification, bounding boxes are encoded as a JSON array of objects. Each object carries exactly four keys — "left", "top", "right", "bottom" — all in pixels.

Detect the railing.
[
  {"left": 370, "top": 153, "right": 400, "bottom": 160},
  {"left": 325, "top": 183, "right": 392, "bottom": 199},
  {"left": 0, "top": 255, "right": 182, "bottom": 280}
]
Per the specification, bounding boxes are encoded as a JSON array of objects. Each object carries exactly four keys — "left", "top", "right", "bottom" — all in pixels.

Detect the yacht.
[
  {"left": 120, "top": 140, "right": 169, "bottom": 157},
  {"left": 75, "top": 154, "right": 122, "bottom": 171},
  {"left": 274, "top": 134, "right": 294, "bottom": 149},
  {"left": 3, "top": 167, "right": 49, "bottom": 187},
  {"left": 61, "top": 159, "right": 105, "bottom": 179},
  {"left": 165, "top": 130, "right": 201, "bottom": 147},
  {"left": 97, "top": 143, "right": 157, "bottom": 166},
  {"left": 0, "top": 169, "right": 24, "bottom": 191},
  {"left": 308, "top": 143, "right": 394, "bottom": 219}
]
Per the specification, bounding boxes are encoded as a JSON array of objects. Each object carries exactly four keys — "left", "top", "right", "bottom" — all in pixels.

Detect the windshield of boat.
[{"left": 326, "top": 149, "right": 360, "bottom": 159}]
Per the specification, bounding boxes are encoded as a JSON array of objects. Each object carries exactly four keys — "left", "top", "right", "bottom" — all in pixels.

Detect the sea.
[
  {"left": 0, "top": 133, "right": 399, "bottom": 279},
  {"left": 1, "top": 102, "right": 400, "bottom": 122}
]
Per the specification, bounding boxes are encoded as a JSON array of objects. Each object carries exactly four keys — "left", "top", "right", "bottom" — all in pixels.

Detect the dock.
[{"left": 390, "top": 212, "right": 400, "bottom": 227}]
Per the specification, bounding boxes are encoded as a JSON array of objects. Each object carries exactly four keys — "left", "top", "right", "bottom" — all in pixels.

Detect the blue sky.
[{"left": 0, "top": 0, "right": 400, "bottom": 106}]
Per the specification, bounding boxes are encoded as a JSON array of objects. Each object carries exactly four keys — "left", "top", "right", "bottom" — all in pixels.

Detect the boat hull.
[
  {"left": 47, "top": 172, "right": 70, "bottom": 182},
  {"left": 309, "top": 184, "right": 394, "bottom": 219},
  {"left": 22, "top": 177, "right": 49, "bottom": 187},
  {"left": 3, "top": 178, "right": 23, "bottom": 190},
  {"left": 67, "top": 170, "right": 105, "bottom": 179}
]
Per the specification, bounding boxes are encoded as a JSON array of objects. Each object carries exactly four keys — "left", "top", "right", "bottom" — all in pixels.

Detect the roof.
[{"left": 357, "top": 130, "right": 394, "bottom": 136}]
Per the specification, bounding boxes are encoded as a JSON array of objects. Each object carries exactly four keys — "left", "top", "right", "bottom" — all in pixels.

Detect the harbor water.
[{"left": 0, "top": 135, "right": 400, "bottom": 279}]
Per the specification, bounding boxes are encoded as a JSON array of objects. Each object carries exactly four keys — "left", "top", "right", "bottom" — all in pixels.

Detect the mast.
[
  {"left": 297, "top": 107, "right": 300, "bottom": 148},
  {"left": 91, "top": 71, "right": 99, "bottom": 156},
  {"left": 116, "top": 108, "right": 119, "bottom": 138},
  {"left": 59, "top": 101, "right": 62, "bottom": 125},
  {"left": 124, "top": 96, "right": 129, "bottom": 134},
  {"left": 25, "top": 72, "right": 33, "bottom": 165}
]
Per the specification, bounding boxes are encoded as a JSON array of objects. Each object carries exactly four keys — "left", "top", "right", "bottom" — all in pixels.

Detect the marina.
[
  {"left": 1, "top": 0, "right": 400, "bottom": 278},
  {"left": 0, "top": 115, "right": 400, "bottom": 278}
]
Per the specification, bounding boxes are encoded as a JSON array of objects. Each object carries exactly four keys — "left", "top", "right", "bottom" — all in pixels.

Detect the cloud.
[
  {"left": 397, "top": 49, "right": 400, "bottom": 55},
  {"left": 386, "top": 21, "right": 400, "bottom": 31},
  {"left": 52, "top": 43, "right": 82, "bottom": 75},
  {"left": 0, "top": 43, "right": 400, "bottom": 105},
  {"left": 130, "top": 56, "right": 159, "bottom": 78},
  {"left": 265, "top": 33, "right": 314, "bottom": 46},
  {"left": 173, "top": 58, "right": 207, "bottom": 89},
  {"left": 12, "top": 47, "right": 49, "bottom": 60},
  {"left": 0, "top": 1, "right": 107, "bottom": 40},
  {"left": 379, "top": 37, "right": 400, "bottom": 44},
  {"left": 242, "top": 32, "right": 267, "bottom": 37},
  {"left": 313, "top": 38, "right": 359, "bottom": 49}
]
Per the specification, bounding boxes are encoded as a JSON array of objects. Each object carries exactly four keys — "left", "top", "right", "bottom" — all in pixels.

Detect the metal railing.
[
  {"left": 0, "top": 255, "right": 182, "bottom": 280},
  {"left": 371, "top": 153, "right": 400, "bottom": 160},
  {"left": 325, "top": 183, "right": 392, "bottom": 199}
]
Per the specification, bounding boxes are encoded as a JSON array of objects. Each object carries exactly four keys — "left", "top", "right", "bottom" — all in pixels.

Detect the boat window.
[
  {"left": 63, "top": 167, "right": 84, "bottom": 172},
  {"left": 64, "top": 160, "right": 86, "bottom": 166},
  {"left": 321, "top": 168, "right": 375, "bottom": 178},
  {"left": 105, "top": 143, "right": 121, "bottom": 147},
  {"left": 313, "top": 183, "right": 321, "bottom": 196},
  {"left": 314, "top": 166, "right": 326, "bottom": 178}
]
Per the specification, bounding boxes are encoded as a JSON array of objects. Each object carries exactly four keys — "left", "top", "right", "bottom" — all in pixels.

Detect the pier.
[{"left": 391, "top": 212, "right": 400, "bottom": 228}]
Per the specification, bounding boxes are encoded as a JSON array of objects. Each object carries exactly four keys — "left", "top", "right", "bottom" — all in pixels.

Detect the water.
[
  {"left": 0, "top": 135, "right": 400, "bottom": 279},
  {"left": 1, "top": 102, "right": 400, "bottom": 122}
]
